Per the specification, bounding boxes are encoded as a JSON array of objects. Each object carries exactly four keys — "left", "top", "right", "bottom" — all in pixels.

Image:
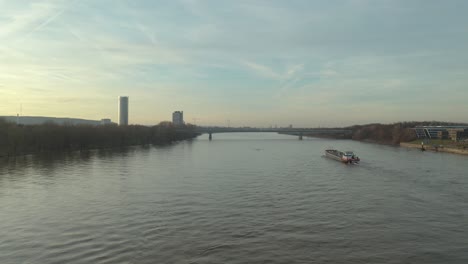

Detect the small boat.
[{"left": 325, "top": 149, "right": 360, "bottom": 164}]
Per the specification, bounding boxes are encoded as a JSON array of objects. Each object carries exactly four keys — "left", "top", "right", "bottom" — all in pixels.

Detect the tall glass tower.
[{"left": 118, "top": 96, "right": 129, "bottom": 126}]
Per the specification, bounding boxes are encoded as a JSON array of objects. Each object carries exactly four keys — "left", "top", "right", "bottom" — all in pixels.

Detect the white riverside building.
[
  {"left": 172, "top": 111, "right": 184, "bottom": 126},
  {"left": 101, "top": 118, "right": 112, "bottom": 125},
  {"left": 118, "top": 96, "right": 129, "bottom": 126}
]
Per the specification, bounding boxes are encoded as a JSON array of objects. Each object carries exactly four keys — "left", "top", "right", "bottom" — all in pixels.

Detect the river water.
[{"left": 1, "top": 133, "right": 467, "bottom": 264}]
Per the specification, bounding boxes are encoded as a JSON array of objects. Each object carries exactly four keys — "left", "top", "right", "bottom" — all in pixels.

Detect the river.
[{"left": 1, "top": 133, "right": 467, "bottom": 264}]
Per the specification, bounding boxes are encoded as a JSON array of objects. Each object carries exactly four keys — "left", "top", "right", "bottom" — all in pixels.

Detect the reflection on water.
[
  {"left": 0, "top": 133, "right": 467, "bottom": 264},
  {"left": 0, "top": 146, "right": 150, "bottom": 177}
]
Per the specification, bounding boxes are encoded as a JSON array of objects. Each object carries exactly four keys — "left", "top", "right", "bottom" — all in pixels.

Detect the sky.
[{"left": 1, "top": 0, "right": 467, "bottom": 127}]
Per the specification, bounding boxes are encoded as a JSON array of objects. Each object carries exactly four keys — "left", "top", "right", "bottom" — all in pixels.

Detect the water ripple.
[{"left": 1, "top": 135, "right": 468, "bottom": 263}]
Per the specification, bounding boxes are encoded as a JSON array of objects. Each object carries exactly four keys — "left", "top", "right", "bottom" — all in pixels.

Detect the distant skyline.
[{"left": 1, "top": 0, "right": 468, "bottom": 127}]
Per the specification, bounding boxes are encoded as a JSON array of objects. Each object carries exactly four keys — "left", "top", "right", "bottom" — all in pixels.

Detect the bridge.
[{"left": 192, "top": 127, "right": 352, "bottom": 140}]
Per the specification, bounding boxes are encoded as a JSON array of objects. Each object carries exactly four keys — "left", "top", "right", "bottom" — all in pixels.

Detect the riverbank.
[
  {"left": 400, "top": 142, "right": 468, "bottom": 155},
  {"left": 307, "top": 133, "right": 468, "bottom": 157},
  {"left": 307, "top": 121, "right": 468, "bottom": 157},
  {"left": 0, "top": 119, "right": 199, "bottom": 157}
]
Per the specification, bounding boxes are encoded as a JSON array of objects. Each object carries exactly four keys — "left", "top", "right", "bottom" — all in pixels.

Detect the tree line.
[
  {"left": 348, "top": 121, "right": 468, "bottom": 145},
  {"left": 308, "top": 121, "right": 467, "bottom": 145},
  {"left": 0, "top": 119, "right": 199, "bottom": 157},
  {"left": 348, "top": 123, "right": 417, "bottom": 145}
]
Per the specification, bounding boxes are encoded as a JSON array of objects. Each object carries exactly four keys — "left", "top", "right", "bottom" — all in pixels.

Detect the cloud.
[
  {"left": 135, "top": 22, "right": 158, "bottom": 45},
  {"left": 286, "top": 64, "right": 304, "bottom": 79},
  {"left": 242, "top": 60, "right": 282, "bottom": 80},
  {"left": 0, "top": 1, "right": 71, "bottom": 39},
  {"left": 319, "top": 69, "right": 338, "bottom": 78},
  {"left": 1, "top": 0, "right": 468, "bottom": 125},
  {"left": 242, "top": 60, "right": 305, "bottom": 81}
]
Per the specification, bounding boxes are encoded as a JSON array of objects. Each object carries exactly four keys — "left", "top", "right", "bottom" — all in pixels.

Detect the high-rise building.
[
  {"left": 172, "top": 111, "right": 184, "bottom": 126},
  {"left": 118, "top": 96, "right": 129, "bottom": 125}
]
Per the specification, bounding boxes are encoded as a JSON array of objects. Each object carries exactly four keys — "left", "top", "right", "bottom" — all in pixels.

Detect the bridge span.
[{"left": 192, "top": 127, "right": 352, "bottom": 140}]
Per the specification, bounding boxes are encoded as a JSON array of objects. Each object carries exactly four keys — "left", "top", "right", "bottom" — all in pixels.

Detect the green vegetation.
[
  {"left": 347, "top": 122, "right": 417, "bottom": 145},
  {"left": 0, "top": 119, "right": 199, "bottom": 157},
  {"left": 347, "top": 121, "right": 468, "bottom": 145}
]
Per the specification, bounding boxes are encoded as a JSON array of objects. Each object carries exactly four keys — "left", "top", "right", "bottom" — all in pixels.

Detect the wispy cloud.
[
  {"left": 242, "top": 61, "right": 304, "bottom": 81},
  {"left": 1, "top": 0, "right": 468, "bottom": 125},
  {"left": 0, "top": 1, "right": 71, "bottom": 39},
  {"left": 242, "top": 60, "right": 283, "bottom": 80},
  {"left": 135, "top": 23, "right": 158, "bottom": 45}
]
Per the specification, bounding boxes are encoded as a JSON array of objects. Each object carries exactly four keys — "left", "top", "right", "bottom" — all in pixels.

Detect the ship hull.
[
  {"left": 325, "top": 149, "right": 360, "bottom": 164},
  {"left": 325, "top": 150, "right": 344, "bottom": 162}
]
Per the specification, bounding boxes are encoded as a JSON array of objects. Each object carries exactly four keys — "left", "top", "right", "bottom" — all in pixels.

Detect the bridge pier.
[
  {"left": 299, "top": 132, "right": 303, "bottom": 140},
  {"left": 208, "top": 132, "right": 212, "bottom": 141}
]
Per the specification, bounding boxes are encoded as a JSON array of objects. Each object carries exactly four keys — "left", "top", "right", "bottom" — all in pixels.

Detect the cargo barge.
[{"left": 325, "top": 149, "right": 360, "bottom": 164}]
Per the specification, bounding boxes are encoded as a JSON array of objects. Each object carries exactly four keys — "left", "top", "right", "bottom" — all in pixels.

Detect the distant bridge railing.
[
  {"left": 188, "top": 127, "right": 352, "bottom": 140},
  {"left": 193, "top": 127, "right": 352, "bottom": 134}
]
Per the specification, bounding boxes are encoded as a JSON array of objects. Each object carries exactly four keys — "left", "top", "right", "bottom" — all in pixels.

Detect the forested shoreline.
[
  {"left": 310, "top": 121, "right": 468, "bottom": 145},
  {"left": 0, "top": 119, "right": 199, "bottom": 157},
  {"left": 3, "top": 118, "right": 466, "bottom": 157},
  {"left": 348, "top": 122, "right": 417, "bottom": 145}
]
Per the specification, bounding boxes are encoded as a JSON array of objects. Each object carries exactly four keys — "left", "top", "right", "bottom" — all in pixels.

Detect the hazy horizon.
[{"left": 1, "top": 0, "right": 468, "bottom": 127}]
